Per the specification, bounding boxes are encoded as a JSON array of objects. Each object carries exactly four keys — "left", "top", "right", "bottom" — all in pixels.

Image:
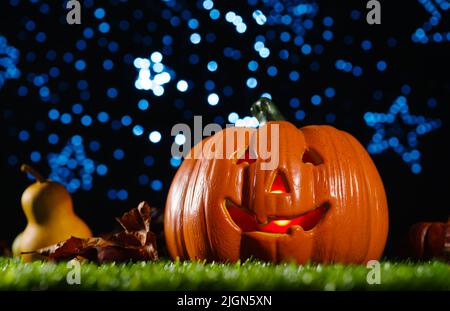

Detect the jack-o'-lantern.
[{"left": 164, "top": 98, "right": 388, "bottom": 264}]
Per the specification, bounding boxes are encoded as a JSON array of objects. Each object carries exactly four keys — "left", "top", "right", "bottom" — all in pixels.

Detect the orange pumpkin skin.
[{"left": 164, "top": 121, "right": 388, "bottom": 264}]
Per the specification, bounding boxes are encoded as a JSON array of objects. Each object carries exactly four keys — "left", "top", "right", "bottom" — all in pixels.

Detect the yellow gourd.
[{"left": 12, "top": 164, "right": 92, "bottom": 261}]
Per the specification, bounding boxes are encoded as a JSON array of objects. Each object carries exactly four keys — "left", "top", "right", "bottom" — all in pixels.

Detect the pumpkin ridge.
[
  {"left": 339, "top": 129, "right": 373, "bottom": 263},
  {"left": 165, "top": 158, "right": 195, "bottom": 260},
  {"left": 343, "top": 130, "right": 388, "bottom": 262},
  {"left": 184, "top": 157, "right": 210, "bottom": 259},
  {"left": 328, "top": 126, "right": 345, "bottom": 262}
]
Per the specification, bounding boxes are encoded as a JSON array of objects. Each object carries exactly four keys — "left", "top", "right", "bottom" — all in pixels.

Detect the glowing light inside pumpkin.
[
  {"left": 270, "top": 174, "right": 288, "bottom": 193},
  {"left": 273, "top": 220, "right": 290, "bottom": 226},
  {"left": 259, "top": 205, "right": 327, "bottom": 233},
  {"left": 271, "top": 190, "right": 284, "bottom": 194},
  {"left": 226, "top": 201, "right": 328, "bottom": 234}
]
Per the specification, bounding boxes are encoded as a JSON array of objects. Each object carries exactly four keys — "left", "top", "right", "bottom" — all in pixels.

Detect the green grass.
[{"left": 0, "top": 257, "right": 448, "bottom": 290}]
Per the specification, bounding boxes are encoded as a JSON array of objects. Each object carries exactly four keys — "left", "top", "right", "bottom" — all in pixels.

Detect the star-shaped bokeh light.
[{"left": 364, "top": 95, "right": 442, "bottom": 174}]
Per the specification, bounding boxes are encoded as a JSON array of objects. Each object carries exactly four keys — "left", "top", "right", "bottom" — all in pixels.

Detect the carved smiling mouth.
[{"left": 225, "top": 200, "right": 329, "bottom": 234}]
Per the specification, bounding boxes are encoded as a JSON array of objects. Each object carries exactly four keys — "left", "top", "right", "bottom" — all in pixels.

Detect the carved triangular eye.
[
  {"left": 236, "top": 150, "right": 256, "bottom": 165},
  {"left": 270, "top": 173, "right": 289, "bottom": 194},
  {"left": 302, "top": 148, "right": 323, "bottom": 165}
]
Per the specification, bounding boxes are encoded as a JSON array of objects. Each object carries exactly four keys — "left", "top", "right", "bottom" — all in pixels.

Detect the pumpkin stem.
[
  {"left": 21, "top": 164, "right": 45, "bottom": 183},
  {"left": 251, "top": 97, "right": 285, "bottom": 126}
]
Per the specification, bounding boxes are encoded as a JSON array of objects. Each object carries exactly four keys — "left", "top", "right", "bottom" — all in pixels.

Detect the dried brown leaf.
[{"left": 27, "top": 201, "right": 158, "bottom": 262}]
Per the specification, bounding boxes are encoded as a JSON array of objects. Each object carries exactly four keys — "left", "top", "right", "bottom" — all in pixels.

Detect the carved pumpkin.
[{"left": 165, "top": 98, "right": 388, "bottom": 264}]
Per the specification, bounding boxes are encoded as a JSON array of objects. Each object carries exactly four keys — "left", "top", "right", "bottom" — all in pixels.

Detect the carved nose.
[{"left": 269, "top": 172, "right": 289, "bottom": 194}]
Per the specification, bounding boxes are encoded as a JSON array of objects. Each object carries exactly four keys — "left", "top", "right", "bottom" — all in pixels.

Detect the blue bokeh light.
[
  {"left": 151, "top": 179, "right": 163, "bottom": 191},
  {"left": 149, "top": 131, "right": 162, "bottom": 143},
  {"left": 207, "top": 93, "right": 219, "bottom": 106}
]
